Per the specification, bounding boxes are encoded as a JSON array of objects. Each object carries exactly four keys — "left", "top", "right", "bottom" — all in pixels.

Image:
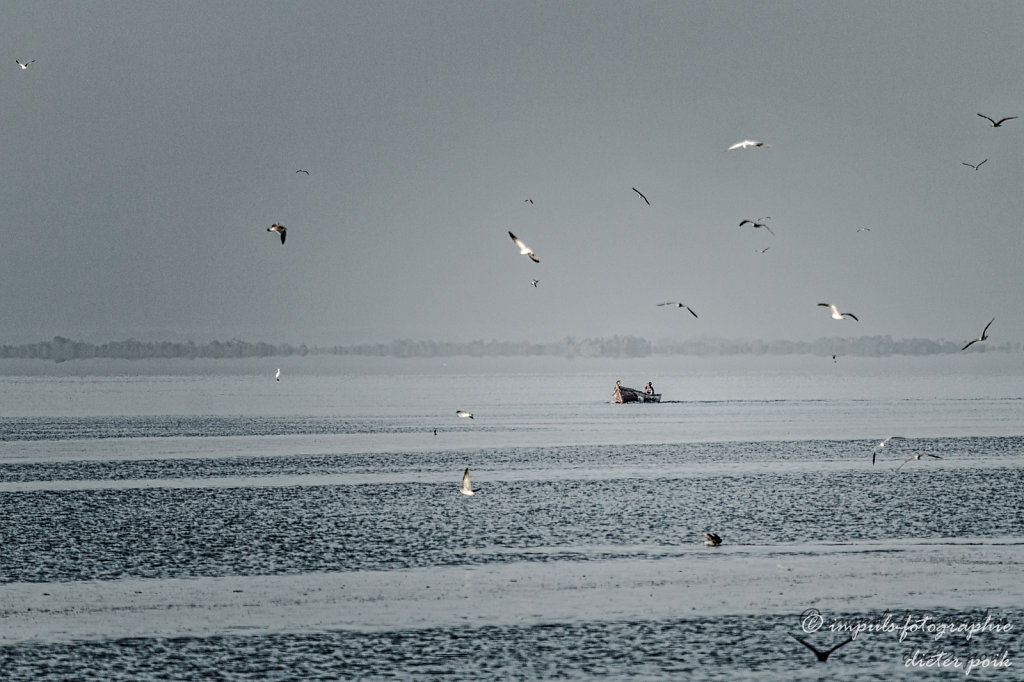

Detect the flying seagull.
[
  {"left": 895, "top": 452, "right": 942, "bottom": 471},
  {"left": 524, "top": 199, "right": 534, "bottom": 204},
  {"left": 961, "top": 159, "right": 987, "bottom": 171},
  {"left": 703, "top": 532, "right": 722, "bottom": 547},
  {"left": 726, "top": 139, "right": 769, "bottom": 151},
  {"left": 296, "top": 169, "right": 310, "bottom": 175},
  {"left": 756, "top": 247, "right": 770, "bottom": 254},
  {"left": 460, "top": 467, "right": 478, "bottom": 496},
  {"left": 977, "top": 113, "right": 1017, "bottom": 127},
  {"left": 16, "top": 59, "right": 34, "bottom": 70},
  {"left": 456, "top": 410, "right": 474, "bottom": 419},
  {"left": 530, "top": 279, "right": 539, "bottom": 287},
  {"left": 657, "top": 302, "right": 698, "bottom": 318},
  {"left": 740, "top": 217, "right": 774, "bottom": 235},
  {"left": 872, "top": 435, "right": 906, "bottom": 465},
  {"left": 266, "top": 223, "right": 287, "bottom": 244},
  {"left": 508, "top": 231, "right": 539, "bottom": 263},
  {"left": 856, "top": 227, "right": 872, "bottom": 232},
  {"left": 275, "top": 368, "right": 281, "bottom": 381},
  {"left": 789, "top": 634, "right": 854, "bottom": 662},
  {"left": 818, "top": 303, "right": 858, "bottom": 321},
  {"left": 632, "top": 187, "right": 650, "bottom": 205},
  {"left": 961, "top": 318, "right": 994, "bottom": 351}
]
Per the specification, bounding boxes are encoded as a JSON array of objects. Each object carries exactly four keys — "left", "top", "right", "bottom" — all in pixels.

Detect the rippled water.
[{"left": 0, "top": 356, "right": 1021, "bottom": 679}]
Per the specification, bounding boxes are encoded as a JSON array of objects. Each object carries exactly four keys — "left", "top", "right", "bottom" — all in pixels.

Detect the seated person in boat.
[{"left": 645, "top": 382, "right": 654, "bottom": 395}]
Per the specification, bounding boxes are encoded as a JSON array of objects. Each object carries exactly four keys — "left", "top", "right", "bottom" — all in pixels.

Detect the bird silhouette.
[
  {"left": 961, "top": 159, "right": 987, "bottom": 171},
  {"left": 657, "top": 302, "right": 698, "bottom": 318},
  {"left": 977, "top": 113, "right": 1017, "bottom": 127},
  {"left": 789, "top": 634, "right": 854, "bottom": 662},
  {"left": 632, "top": 187, "right": 650, "bottom": 205},
  {"left": 961, "top": 318, "right": 994, "bottom": 351}
]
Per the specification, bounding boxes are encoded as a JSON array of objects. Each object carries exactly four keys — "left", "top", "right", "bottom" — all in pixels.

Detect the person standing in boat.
[{"left": 645, "top": 382, "right": 654, "bottom": 395}]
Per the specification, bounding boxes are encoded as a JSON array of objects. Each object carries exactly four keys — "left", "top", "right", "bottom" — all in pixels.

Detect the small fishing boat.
[{"left": 613, "top": 381, "right": 661, "bottom": 403}]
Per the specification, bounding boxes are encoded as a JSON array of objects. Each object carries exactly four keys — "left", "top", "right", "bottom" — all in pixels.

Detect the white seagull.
[
  {"left": 977, "top": 113, "right": 1017, "bottom": 127},
  {"left": 456, "top": 410, "right": 474, "bottom": 419},
  {"left": 632, "top": 187, "right": 650, "bottom": 205},
  {"left": 872, "top": 435, "right": 906, "bottom": 465},
  {"left": 703, "top": 532, "right": 722, "bottom": 547},
  {"left": 657, "top": 302, "right": 698, "bottom": 318},
  {"left": 789, "top": 634, "right": 854, "bottom": 662},
  {"left": 961, "top": 318, "right": 994, "bottom": 351},
  {"left": 460, "top": 467, "right": 479, "bottom": 496},
  {"left": 16, "top": 59, "right": 34, "bottom": 70},
  {"left": 961, "top": 159, "right": 987, "bottom": 171},
  {"left": 818, "top": 303, "right": 858, "bottom": 321},
  {"left": 275, "top": 368, "right": 281, "bottom": 381},
  {"left": 895, "top": 452, "right": 942, "bottom": 471},
  {"left": 508, "top": 231, "right": 539, "bottom": 263},
  {"left": 726, "top": 139, "right": 769, "bottom": 151},
  {"left": 266, "top": 223, "right": 287, "bottom": 244},
  {"left": 740, "top": 217, "right": 774, "bottom": 235}
]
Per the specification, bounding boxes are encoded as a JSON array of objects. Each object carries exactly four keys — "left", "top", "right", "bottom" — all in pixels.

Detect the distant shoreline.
[{"left": 1, "top": 335, "right": 1019, "bottom": 363}]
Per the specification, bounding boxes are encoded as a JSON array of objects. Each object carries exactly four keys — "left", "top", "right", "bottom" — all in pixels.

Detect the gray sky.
[{"left": 4, "top": 1, "right": 1022, "bottom": 346}]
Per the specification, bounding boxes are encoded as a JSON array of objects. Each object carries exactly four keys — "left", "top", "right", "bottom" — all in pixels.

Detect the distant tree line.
[{"left": 0, "top": 334, "right": 1019, "bottom": 363}]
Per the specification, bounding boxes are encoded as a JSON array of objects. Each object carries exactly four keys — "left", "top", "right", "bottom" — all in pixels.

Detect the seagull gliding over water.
[
  {"left": 872, "top": 436, "right": 906, "bottom": 465},
  {"left": 789, "top": 634, "right": 854, "bottom": 662},
  {"left": 456, "top": 410, "right": 474, "bottom": 419},
  {"left": 895, "top": 452, "right": 942, "bottom": 471}
]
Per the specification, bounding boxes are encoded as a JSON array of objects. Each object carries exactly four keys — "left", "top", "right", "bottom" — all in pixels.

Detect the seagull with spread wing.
[
  {"left": 961, "top": 318, "right": 994, "bottom": 351},
  {"left": 789, "top": 634, "right": 854, "bottom": 662},
  {"left": 266, "top": 223, "right": 287, "bottom": 244},
  {"left": 508, "top": 231, "right": 539, "bottom": 263},
  {"left": 657, "top": 302, "right": 698, "bottom": 318},
  {"left": 818, "top": 303, "right": 858, "bottom": 321},
  {"left": 961, "top": 159, "right": 987, "bottom": 171},
  {"left": 632, "top": 187, "right": 650, "bottom": 205},
  {"left": 740, "top": 217, "right": 774, "bottom": 235},
  {"left": 726, "top": 139, "right": 769, "bottom": 151},
  {"left": 460, "top": 468, "right": 479, "bottom": 496},
  {"left": 977, "top": 113, "right": 1017, "bottom": 127}
]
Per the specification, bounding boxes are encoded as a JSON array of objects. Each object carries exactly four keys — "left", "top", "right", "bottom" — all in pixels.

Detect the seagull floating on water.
[
  {"left": 275, "top": 368, "right": 280, "bottom": 381},
  {"left": 657, "top": 302, "right": 698, "bottom": 318},
  {"left": 632, "top": 187, "right": 650, "bottom": 205},
  {"left": 16, "top": 59, "right": 34, "bottom": 70},
  {"left": 726, "top": 139, "right": 769, "bottom": 151},
  {"left": 895, "top": 452, "right": 942, "bottom": 471},
  {"left": 508, "top": 231, "right": 539, "bottom": 263},
  {"left": 789, "top": 634, "right": 854, "bottom": 662},
  {"left": 266, "top": 223, "right": 287, "bottom": 244},
  {"left": 818, "top": 303, "right": 858, "bottom": 322},
  {"left": 703, "top": 532, "right": 722, "bottom": 547},
  {"left": 961, "top": 318, "right": 994, "bottom": 351},
  {"left": 961, "top": 159, "right": 987, "bottom": 171},
  {"left": 740, "top": 217, "right": 774, "bottom": 235},
  {"left": 456, "top": 410, "right": 474, "bottom": 419},
  {"left": 872, "top": 436, "right": 906, "bottom": 465},
  {"left": 460, "top": 467, "right": 479, "bottom": 496},
  {"left": 977, "top": 113, "right": 1017, "bottom": 127}
]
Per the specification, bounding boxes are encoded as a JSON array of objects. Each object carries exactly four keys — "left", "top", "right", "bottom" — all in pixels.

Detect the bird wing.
[
  {"left": 685, "top": 306, "right": 698, "bottom": 318},
  {"left": 788, "top": 634, "right": 820, "bottom": 655},
  {"left": 632, "top": 188, "right": 650, "bottom": 205},
  {"left": 981, "top": 317, "right": 995, "bottom": 337},
  {"left": 763, "top": 225, "right": 775, "bottom": 235},
  {"left": 961, "top": 338, "right": 978, "bottom": 351},
  {"left": 977, "top": 159, "right": 988, "bottom": 168},
  {"left": 462, "top": 468, "right": 471, "bottom": 490},
  {"left": 996, "top": 116, "right": 1018, "bottom": 125},
  {"left": 978, "top": 113, "right": 997, "bottom": 125},
  {"left": 844, "top": 313, "right": 858, "bottom": 321},
  {"left": 739, "top": 220, "right": 752, "bottom": 226},
  {"left": 826, "top": 637, "right": 854, "bottom": 654}
]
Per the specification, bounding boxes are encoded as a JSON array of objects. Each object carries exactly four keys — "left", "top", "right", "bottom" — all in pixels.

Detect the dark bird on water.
[
  {"left": 977, "top": 113, "right": 1017, "bottom": 127},
  {"left": 632, "top": 187, "right": 650, "bottom": 205},
  {"left": 961, "top": 318, "right": 994, "bottom": 351},
  {"left": 789, "top": 634, "right": 854, "bottom": 662},
  {"left": 266, "top": 223, "right": 287, "bottom": 244},
  {"left": 703, "top": 532, "right": 722, "bottom": 547}
]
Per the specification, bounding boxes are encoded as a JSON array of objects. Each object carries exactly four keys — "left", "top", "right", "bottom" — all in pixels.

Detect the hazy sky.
[{"left": 4, "top": 1, "right": 1022, "bottom": 346}]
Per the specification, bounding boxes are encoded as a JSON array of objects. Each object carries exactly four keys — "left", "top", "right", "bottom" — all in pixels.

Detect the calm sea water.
[{"left": 0, "top": 355, "right": 1021, "bottom": 679}]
